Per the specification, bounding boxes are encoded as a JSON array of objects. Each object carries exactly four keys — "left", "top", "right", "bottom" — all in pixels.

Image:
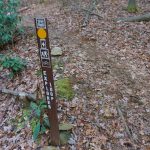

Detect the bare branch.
[{"left": 0, "top": 88, "right": 36, "bottom": 101}]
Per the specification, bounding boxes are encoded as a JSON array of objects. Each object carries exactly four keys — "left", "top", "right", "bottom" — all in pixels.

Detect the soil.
[{"left": 0, "top": 0, "right": 150, "bottom": 149}]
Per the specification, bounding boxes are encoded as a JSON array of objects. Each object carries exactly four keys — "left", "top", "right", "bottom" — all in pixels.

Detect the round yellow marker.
[{"left": 37, "top": 28, "right": 47, "bottom": 39}]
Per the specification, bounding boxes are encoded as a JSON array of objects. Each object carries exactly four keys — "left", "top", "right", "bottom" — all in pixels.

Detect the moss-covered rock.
[{"left": 55, "top": 78, "right": 74, "bottom": 101}]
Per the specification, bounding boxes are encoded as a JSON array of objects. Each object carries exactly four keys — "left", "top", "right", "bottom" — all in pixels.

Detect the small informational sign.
[{"left": 34, "top": 18, "right": 60, "bottom": 145}]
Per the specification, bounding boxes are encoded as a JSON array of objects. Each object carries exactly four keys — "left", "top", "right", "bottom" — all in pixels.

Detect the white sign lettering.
[{"left": 40, "top": 39, "right": 46, "bottom": 48}]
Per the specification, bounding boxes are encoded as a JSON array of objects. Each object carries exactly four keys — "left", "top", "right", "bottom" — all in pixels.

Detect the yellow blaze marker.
[{"left": 37, "top": 28, "right": 47, "bottom": 39}]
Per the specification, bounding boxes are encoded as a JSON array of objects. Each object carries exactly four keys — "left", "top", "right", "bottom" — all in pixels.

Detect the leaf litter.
[{"left": 0, "top": 0, "right": 150, "bottom": 149}]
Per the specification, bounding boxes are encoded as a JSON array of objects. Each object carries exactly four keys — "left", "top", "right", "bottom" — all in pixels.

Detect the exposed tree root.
[{"left": 117, "top": 13, "right": 150, "bottom": 22}]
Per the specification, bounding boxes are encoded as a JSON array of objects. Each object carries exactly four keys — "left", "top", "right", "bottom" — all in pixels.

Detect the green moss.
[
  {"left": 127, "top": 6, "right": 138, "bottom": 13},
  {"left": 55, "top": 78, "right": 74, "bottom": 101}
]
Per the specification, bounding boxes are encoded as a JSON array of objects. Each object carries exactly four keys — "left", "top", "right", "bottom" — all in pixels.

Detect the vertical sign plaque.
[{"left": 34, "top": 18, "right": 60, "bottom": 145}]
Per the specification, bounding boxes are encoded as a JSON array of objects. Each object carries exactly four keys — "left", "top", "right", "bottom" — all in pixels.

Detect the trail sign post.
[{"left": 34, "top": 18, "right": 60, "bottom": 145}]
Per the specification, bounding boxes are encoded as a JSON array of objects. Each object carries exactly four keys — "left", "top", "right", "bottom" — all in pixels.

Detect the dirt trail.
[{"left": 59, "top": 1, "right": 150, "bottom": 149}]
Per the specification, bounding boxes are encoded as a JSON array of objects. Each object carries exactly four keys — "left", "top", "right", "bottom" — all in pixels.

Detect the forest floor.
[{"left": 0, "top": 0, "right": 150, "bottom": 149}]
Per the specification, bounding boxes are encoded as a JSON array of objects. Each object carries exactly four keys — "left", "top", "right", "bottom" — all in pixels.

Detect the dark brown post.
[{"left": 34, "top": 18, "right": 60, "bottom": 145}]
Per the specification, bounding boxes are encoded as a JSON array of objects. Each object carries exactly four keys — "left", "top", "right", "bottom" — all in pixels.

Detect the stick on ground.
[
  {"left": 117, "top": 13, "right": 150, "bottom": 22},
  {"left": 0, "top": 88, "right": 36, "bottom": 101},
  {"left": 81, "top": 0, "right": 99, "bottom": 27}
]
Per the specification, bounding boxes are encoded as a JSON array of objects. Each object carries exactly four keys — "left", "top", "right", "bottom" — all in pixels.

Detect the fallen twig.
[
  {"left": 116, "top": 102, "right": 138, "bottom": 145},
  {"left": 18, "top": 7, "right": 29, "bottom": 13},
  {"left": 81, "top": 8, "right": 102, "bottom": 19},
  {"left": 81, "top": 0, "right": 99, "bottom": 27},
  {"left": 116, "top": 103, "right": 132, "bottom": 138}
]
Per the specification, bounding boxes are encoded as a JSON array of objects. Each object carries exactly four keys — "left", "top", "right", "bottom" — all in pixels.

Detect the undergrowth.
[
  {"left": 0, "top": 0, "right": 21, "bottom": 47},
  {"left": 0, "top": 54, "right": 27, "bottom": 78}
]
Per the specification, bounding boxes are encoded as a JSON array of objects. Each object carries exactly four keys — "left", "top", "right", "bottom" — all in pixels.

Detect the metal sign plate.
[{"left": 36, "top": 18, "right": 46, "bottom": 28}]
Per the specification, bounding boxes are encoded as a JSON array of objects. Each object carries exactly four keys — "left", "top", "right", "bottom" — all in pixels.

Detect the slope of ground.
[{"left": 0, "top": 0, "right": 150, "bottom": 149}]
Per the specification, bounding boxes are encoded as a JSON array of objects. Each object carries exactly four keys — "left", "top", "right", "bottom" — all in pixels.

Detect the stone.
[
  {"left": 68, "top": 138, "right": 76, "bottom": 145},
  {"left": 42, "top": 146, "right": 57, "bottom": 150},
  {"left": 51, "top": 47, "right": 62, "bottom": 56},
  {"left": 114, "top": 132, "right": 124, "bottom": 138},
  {"left": 70, "top": 145, "right": 76, "bottom": 150}
]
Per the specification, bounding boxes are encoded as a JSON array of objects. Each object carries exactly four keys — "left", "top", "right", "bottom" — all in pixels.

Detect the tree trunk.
[{"left": 127, "top": 0, "right": 138, "bottom": 13}]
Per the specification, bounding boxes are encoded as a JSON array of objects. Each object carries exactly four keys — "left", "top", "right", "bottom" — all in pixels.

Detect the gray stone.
[
  {"left": 114, "top": 132, "right": 124, "bottom": 138},
  {"left": 70, "top": 145, "right": 76, "bottom": 150},
  {"left": 144, "top": 127, "right": 150, "bottom": 135},
  {"left": 51, "top": 47, "right": 63, "bottom": 56},
  {"left": 68, "top": 138, "right": 76, "bottom": 145}
]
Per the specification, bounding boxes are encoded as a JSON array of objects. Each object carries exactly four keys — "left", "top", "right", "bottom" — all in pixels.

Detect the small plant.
[
  {"left": 13, "top": 99, "right": 73, "bottom": 144},
  {"left": 29, "top": 100, "right": 50, "bottom": 140},
  {"left": 0, "top": 55, "right": 27, "bottom": 78},
  {"left": 30, "top": 100, "right": 74, "bottom": 144},
  {"left": 55, "top": 78, "right": 74, "bottom": 101},
  {"left": 35, "top": 69, "right": 42, "bottom": 77},
  {"left": 0, "top": 0, "right": 21, "bottom": 46}
]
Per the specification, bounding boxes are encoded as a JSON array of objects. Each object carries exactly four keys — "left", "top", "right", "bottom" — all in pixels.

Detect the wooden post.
[{"left": 34, "top": 18, "right": 60, "bottom": 145}]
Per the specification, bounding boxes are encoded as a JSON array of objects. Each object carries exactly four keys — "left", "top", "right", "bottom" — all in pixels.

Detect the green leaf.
[
  {"left": 33, "top": 122, "right": 41, "bottom": 140},
  {"left": 30, "top": 102, "right": 41, "bottom": 117},
  {"left": 30, "top": 118, "right": 38, "bottom": 131},
  {"left": 59, "top": 123, "right": 73, "bottom": 131},
  {"left": 8, "top": 72, "right": 14, "bottom": 79},
  {"left": 41, "top": 124, "right": 46, "bottom": 133},
  {"left": 13, "top": 66, "right": 19, "bottom": 71},
  {"left": 39, "top": 100, "right": 47, "bottom": 110},
  {"left": 35, "top": 108, "right": 41, "bottom": 117},
  {"left": 40, "top": 104, "right": 47, "bottom": 110},
  {"left": 30, "top": 102, "right": 38, "bottom": 110},
  {"left": 43, "top": 117, "right": 50, "bottom": 128},
  {"left": 60, "top": 131, "right": 71, "bottom": 145}
]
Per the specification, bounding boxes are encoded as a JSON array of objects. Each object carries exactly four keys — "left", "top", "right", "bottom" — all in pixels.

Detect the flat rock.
[
  {"left": 51, "top": 47, "right": 63, "bottom": 56},
  {"left": 68, "top": 138, "right": 76, "bottom": 145}
]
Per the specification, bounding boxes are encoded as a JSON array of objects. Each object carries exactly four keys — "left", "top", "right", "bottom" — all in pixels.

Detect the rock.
[
  {"left": 129, "top": 95, "right": 143, "bottom": 105},
  {"left": 103, "top": 107, "right": 113, "bottom": 118},
  {"left": 51, "top": 47, "right": 62, "bottom": 56},
  {"left": 3, "top": 125, "right": 12, "bottom": 132},
  {"left": 146, "top": 109, "right": 150, "bottom": 113},
  {"left": 70, "top": 145, "right": 76, "bottom": 150},
  {"left": 144, "top": 127, "right": 150, "bottom": 135},
  {"left": 54, "top": 74, "right": 61, "bottom": 80},
  {"left": 42, "top": 146, "right": 57, "bottom": 150},
  {"left": 68, "top": 116, "right": 76, "bottom": 123},
  {"left": 114, "top": 132, "right": 124, "bottom": 138},
  {"left": 68, "top": 138, "right": 76, "bottom": 145}
]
